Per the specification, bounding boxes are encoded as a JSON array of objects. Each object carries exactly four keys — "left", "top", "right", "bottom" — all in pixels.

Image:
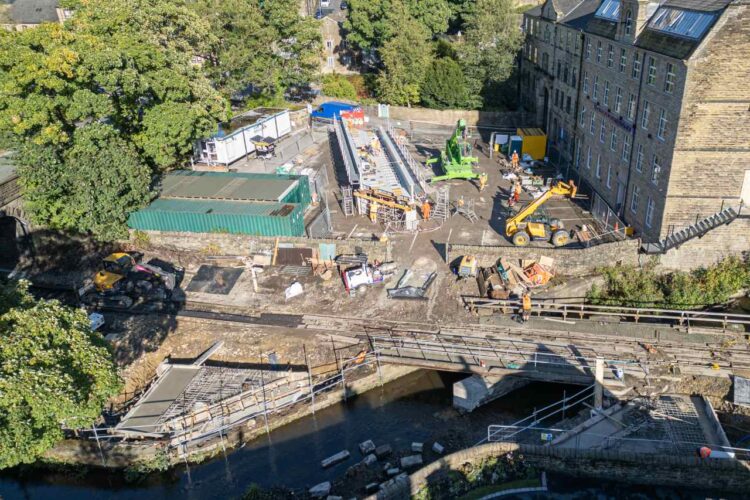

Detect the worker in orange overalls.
[
  {"left": 511, "top": 181, "right": 522, "bottom": 206},
  {"left": 478, "top": 172, "right": 488, "bottom": 192},
  {"left": 421, "top": 200, "right": 431, "bottom": 220},
  {"left": 521, "top": 292, "right": 532, "bottom": 323},
  {"left": 511, "top": 151, "right": 519, "bottom": 169}
]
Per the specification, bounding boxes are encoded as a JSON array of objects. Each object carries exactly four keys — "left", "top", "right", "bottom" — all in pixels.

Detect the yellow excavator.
[
  {"left": 82, "top": 252, "right": 181, "bottom": 309},
  {"left": 505, "top": 180, "right": 577, "bottom": 247}
]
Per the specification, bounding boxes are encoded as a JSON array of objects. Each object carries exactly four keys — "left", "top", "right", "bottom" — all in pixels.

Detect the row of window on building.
[
  {"left": 523, "top": 18, "right": 581, "bottom": 56},
  {"left": 581, "top": 76, "right": 670, "bottom": 140},
  {"left": 585, "top": 40, "right": 678, "bottom": 94}
]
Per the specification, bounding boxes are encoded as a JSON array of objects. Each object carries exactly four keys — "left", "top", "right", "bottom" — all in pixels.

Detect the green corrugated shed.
[
  {"left": 162, "top": 171, "right": 311, "bottom": 206},
  {"left": 128, "top": 199, "right": 305, "bottom": 237}
]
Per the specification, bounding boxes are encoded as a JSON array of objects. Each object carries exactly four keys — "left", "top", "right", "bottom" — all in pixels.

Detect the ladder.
[
  {"left": 455, "top": 197, "right": 479, "bottom": 223},
  {"left": 431, "top": 186, "right": 450, "bottom": 222},
  {"left": 641, "top": 203, "right": 742, "bottom": 254},
  {"left": 342, "top": 186, "right": 354, "bottom": 217}
]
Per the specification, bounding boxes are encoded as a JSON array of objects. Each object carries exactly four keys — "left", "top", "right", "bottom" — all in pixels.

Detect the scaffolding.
[{"left": 342, "top": 186, "right": 354, "bottom": 217}]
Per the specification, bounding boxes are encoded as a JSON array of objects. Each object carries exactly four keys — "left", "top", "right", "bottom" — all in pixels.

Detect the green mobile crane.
[{"left": 427, "top": 119, "right": 481, "bottom": 183}]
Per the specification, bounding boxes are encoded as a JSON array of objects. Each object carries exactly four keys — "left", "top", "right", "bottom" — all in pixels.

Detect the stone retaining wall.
[
  {"left": 131, "top": 230, "right": 391, "bottom": 263},
  {"left": 446, "top": 239, "right": 640, "bottom": 275},
  {"left": 376, "top": 442, "right": 750, "bottom": 498},
  {"left": 363, "top": 105, "right": 530, "bottom": 128}
]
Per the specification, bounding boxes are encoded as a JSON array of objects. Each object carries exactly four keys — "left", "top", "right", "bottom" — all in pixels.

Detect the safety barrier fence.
[
  {"left": 462, "top": 297, "right": 750, "bottom": 330},
  {"left": 483, "top": 384, "right": 596, "bottom": 445},
  {"left": 483, "top": 424, "right": 750, "bottom": 460}
]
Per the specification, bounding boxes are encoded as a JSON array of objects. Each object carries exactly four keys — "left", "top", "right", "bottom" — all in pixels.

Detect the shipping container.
[
  {"left": 128, "top": 199, "right": 305, "bottom": 237},
  {"left": 517, "top": 128, "right": 547, "bottom": 160},
  {"left": 194, "top": 109, "right": 292, "bottom": 165}
]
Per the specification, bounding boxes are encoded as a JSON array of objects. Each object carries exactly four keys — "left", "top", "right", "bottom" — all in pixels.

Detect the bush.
[
  {"left": 587, "top": 256, "right": 750, "bottom": 309},
  {"left": 322, "top": 73, "right": 358, "bottom": 101},
  {"left": 420, "top": 58, "right": 470, "bottom": 110},
  {"left": 346, "top": 74, "right": 373, "bottom": 99}
]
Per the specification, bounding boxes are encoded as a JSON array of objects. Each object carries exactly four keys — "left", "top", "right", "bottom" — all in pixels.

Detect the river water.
[{"left": 0, "top": 370, "right": 739, "bottom": 499}]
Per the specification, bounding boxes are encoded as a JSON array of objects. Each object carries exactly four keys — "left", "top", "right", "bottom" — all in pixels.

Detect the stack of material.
[
  {"left": 476, "top": 267, "right": 510, "bottom": 299},
  {"left": 497, "top": 256, "right": 556, "bottom": 296}
]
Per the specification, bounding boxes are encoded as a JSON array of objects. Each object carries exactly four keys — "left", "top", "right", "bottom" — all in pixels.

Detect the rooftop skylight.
[{"left": 648, "top": 7, "right": 717, "bottom": 39}]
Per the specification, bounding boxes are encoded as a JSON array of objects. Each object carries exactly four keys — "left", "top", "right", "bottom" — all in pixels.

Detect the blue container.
[{"left": 311, "top": 101, "right": 357, "bottom": 121}]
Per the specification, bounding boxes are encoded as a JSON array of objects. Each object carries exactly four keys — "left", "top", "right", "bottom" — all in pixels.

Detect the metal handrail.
[
  {"left": 484, "top": 384, "right": 595, "bottom": 444},
  {"left": 462, "top": 297, "right": 750, "bottom": 327}
]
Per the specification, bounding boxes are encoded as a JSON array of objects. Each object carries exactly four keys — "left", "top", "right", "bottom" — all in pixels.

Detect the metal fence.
[
  {"left": 484, "top": 384, "right": 595, "bottom": 444},
  {"left": 591, "top": 191, "right": 628, "bottom": 241},
  {"left": 461, "top": 297, "right": 750, "bottom": 331}
]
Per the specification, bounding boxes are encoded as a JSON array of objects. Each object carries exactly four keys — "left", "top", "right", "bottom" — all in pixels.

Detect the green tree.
[
  {"left": 375, "top": 7, "right": 434, "bottom": 106},
  {"left": 262, "top": 0, "right": 322, "bottom": 90},
  {"left": 420, "top": 58, "right": 469, "bottom": 109},
  {"left": 188, "top": 0, "right": 277, "bottom": 98},
  {"left": 457, "top": 0, "right": 523, "bottom": 108},
  {"left": 0, "top": 0, "right": 226, "bottom": 170},
  {"left": 322, "top": 74, "right": 358, "bottom": 101},
  {"left": 0, "top": 279, "right": 122, "bottom": 469},
  {"left": 405, "top": 0, "right": 452, "bottom": 36},
  {"left": 19, "top": 125, "right": 152, "bottom": 240},
  {"left": 344, "top": 0, "right": 393, "bottom": 50}
]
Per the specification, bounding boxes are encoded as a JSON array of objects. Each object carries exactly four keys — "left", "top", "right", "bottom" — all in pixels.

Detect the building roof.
[
  {"left": 635, "top": 0, "right": 730, "bottom": 59},
  {"left": 585, "top": 17, "right": 618, "bottom": 38},
  {"left": 525, "top": 4, "right": 543, "bottom": 16},
  {"left": 561, "top": 0, "right": 600, "bottom": 30},
  {"left": 551, "top": 0, "right": 586, "bottom": 17},
  {"left": 9, "top": 0, "right": 58, "bottom": 24},
  {"left": 160, "top": 171, "right": 298, "bottom": 203},
  {"left": 140, "top": 198, "right": 298, "bottom": 217}
]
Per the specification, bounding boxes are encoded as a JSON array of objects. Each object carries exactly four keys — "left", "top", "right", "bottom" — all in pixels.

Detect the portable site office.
[
  {"left": 127, "top": 171, "right": 311, "bottom": 237},
  {"left": 193, "top": 108, "right": 293, "bottom": 165}
]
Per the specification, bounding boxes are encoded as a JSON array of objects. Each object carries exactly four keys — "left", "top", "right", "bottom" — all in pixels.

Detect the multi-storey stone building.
[{"left": 520, "top": 0, "right": 750, "bottom": 268}]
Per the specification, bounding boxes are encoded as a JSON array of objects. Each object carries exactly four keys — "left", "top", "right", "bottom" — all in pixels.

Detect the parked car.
[
  {"left": 340, "top": 1, "right": 348, "bottom": 9},
  {"left": 314, "top": 9, "right": 324, "bottom": 19}
]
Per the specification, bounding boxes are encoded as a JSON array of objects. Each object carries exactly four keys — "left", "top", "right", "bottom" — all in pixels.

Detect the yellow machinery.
[
  {"left": 94, "top": 252, "right": 139, "bottom": 292},
  {"left": 85, "top": 252, "right": 180, "bottom": 309},
  {"left": 505, "top": 181, "right": 577, "bottom": 247},
  {"left": 456, "top": 255, "right": 478, "bottom": 278}
]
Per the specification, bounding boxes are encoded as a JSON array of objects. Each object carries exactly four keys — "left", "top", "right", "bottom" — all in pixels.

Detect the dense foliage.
[
  {"left": 345, "top": 0, "right": 521, "bottom": 109},
  {"left": 420, "top": 58, "right": 470, "bottom": 109},
  {"left": 587, "top": 257, "right": 750, "bottom": 309},
  {"left": 0, "top": 280, "right": 122, "bottom": 469},
  {"left": 322, "top": 74, "right": 358, "bottom": 101}
]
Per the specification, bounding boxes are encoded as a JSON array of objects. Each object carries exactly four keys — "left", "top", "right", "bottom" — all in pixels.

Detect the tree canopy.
[
  {"left": 420, "top": 58, "right": 470, "bottom": 110},
  {"left": 374, "top": 3, "right": 434, "bottom": 106},
  {"left": 458, "top": 0, "right": 523, "bottom": 108},
  {"left": 346, "top": 0, "right": 521, "bottom": 109},
  {"left": 0, "top": 280, "right": 122, "bottom": 469},
  {"left": 0, "top": 0, "right": 227, "bottom": 239}
]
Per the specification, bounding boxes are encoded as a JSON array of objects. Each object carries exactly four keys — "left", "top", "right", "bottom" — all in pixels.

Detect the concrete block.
[
  {"left": 326, "top": 497, "right": 343, "bottom": 500},
  {"left": 359, "top": 439, "right": 376, "bottom": 455},
  {"left": 374, "top": 444, "right": 392, "bottom": 458},
  {"left": 309, "top": 481, "right": 331, "bottom": 498},
  {"left": 400, "top": 454, "right": 423, "bottom": 468},
  {"left": 365, "top": 482, "right": 379, "bottom": 494},
  {"left": 321, "top": 450, "right": 350, "bottom": 468},
  {"left": 382, "top": 462, "right": 392, "bottom": 471},
  {"left": 387, "top": 467, "right": 401, "bottom": 476},
  {"left": 363, "top": 453, "right": 377, "bottom": 466},
  {"left": 432, "top": 442, "right": 445, "bottom": 454},
  {"left": 411, "top": 442, "right": 424, "bottom": 453}
]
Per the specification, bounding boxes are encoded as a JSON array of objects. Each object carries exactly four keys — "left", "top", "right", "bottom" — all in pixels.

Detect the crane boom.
[{"left": 505, "top": 181, "right": 577, "bottom": 237}]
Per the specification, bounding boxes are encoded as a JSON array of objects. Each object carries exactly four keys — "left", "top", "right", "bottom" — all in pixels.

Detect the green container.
[{"left": 128, "top": 199, "right": 305, "bottom": 237}]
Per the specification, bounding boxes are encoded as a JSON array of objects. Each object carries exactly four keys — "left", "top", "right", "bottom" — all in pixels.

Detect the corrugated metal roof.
[
  {"left": 160, "top": 171, "right": 298, "bottom": 203},
  {"left": 141, "top": 198, "right": 296, "bottom": 217}
]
